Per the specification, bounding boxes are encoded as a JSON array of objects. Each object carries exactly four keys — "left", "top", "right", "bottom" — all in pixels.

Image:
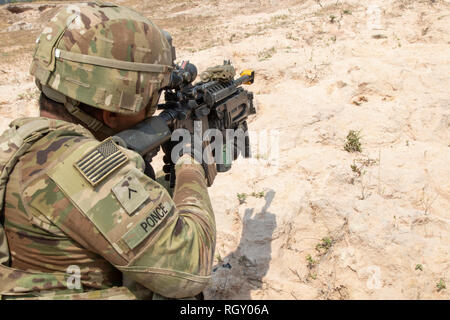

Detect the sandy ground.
[{"left": 0, "top": 0, "right": 449, "bottom": 299}]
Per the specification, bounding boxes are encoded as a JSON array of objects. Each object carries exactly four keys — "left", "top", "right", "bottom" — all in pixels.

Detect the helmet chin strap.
[
  {"left": 63, "top": 103, "right": 115, "bottom": 136},
  {"left": 146, "top": 92, "right": 161, "bottom": 118},
  {"left": 41, "top": 85, "right": 115, "bottom": 137}
]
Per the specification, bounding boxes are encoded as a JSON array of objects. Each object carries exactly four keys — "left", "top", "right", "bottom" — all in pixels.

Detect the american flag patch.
[{"left": 74, "top": 138, "right": 128, "bottom": 187}]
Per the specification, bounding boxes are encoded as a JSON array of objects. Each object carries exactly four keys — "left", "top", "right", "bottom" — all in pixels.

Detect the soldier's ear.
[{"left": 102, "top": 110, "right": 119, "bottom": 129}]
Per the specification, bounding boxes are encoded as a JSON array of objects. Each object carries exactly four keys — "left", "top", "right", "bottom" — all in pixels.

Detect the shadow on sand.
[{"left": 208, "top": 189, "right": 277, "bottom": 299}]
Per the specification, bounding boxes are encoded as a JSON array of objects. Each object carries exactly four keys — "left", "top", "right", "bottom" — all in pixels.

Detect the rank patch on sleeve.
[
  {"left": 74, "top": 137, "right": 128, "bottom": 187},
  {"left": 112, "top": 170, "right": 149, "bottom": 216}
]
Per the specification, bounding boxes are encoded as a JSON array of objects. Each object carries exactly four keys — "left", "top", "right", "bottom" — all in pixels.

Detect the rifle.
[{"left": 114, "top": 60, "right": 256, "bottom": 188}]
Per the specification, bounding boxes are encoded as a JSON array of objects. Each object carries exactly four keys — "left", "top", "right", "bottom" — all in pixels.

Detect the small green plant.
[
  {"left": 350, "top": 157, "right": 377, "bottom": 178},
  {"left": 350, "top": 163, "right": 361, "bottom": 176},
  {"left": 17, "top": 90, "right": 39, "bottom": 101},
  {"left": 270, "top": 14, "right": 288, "bottom": 23},
  {"left": 329, "top": 15, "right": 336, "bottom": 23},
  {"left": 316, "top": 237, "right": 333, "bottom": 253},
  {"left": 437, "top": 279, "right": 446, "bottom": 292},
  {"left": 415, "top": 264, "right": 423, "bottom": 271},
  {"left": 344, "top": 130, "right": 362, "bottom": 153},
  {"left": 306, "top": 254, "right": 317, "bottom": 269},
  {"left": 258, "top": 47, "right": 276, "bottom": 61},
  {"left": 306, "top": 254, "right": 319, "bottom": 281},
  {"left": 330, "top": 35, "right": 336, "bottom": 42},
  {"left": 349, "top": 156, "right": 378, "bottom": 199},
  {"left": 343, "top": 9, "right": 352, "bottom": 15},
  {"left": 215, "top": 253, "right": 223, "bottom": 263},
  {"left": 252, "top": 191, "right": 265, "bottom": 198},
  {"left": 237, "top": 193, "right": 247, "bottom": 204},
  {"left": 286, "top": 32, "right": 299, "bottom": 41}
]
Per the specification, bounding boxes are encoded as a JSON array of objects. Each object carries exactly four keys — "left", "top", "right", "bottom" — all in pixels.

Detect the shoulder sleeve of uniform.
[
  {"left": 116, "top": 155, "right": 216, "bottom": 299},
  {"left": 45, "top": 137, "right": 175, "bottom": 259},
  {"left": 36, "top": 138, "right": 215, "bottom": 299}
]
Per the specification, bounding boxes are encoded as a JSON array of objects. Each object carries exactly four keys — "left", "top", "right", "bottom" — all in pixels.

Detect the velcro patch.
[
  {"left": 74, "top": 137, "right": 128, "bottom": 187},
  {"left": 112, "top": 172, "right": 148, "bottom": 216},
  {"left": 121, "top": 202, "right": 173, "bottom": 250}
]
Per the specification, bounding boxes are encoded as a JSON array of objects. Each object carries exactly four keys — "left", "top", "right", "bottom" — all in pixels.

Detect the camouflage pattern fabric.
[
  {"left": 0, "top": 117, "right": 216, "bottom": 299},
  {"left": 30, "top": 1, "right": 173, "bottom": 117},
  {"left": 0, "top": 117, "right": 91, "bottom": 265},
  {"left": 0, "top": 117, "right": 99, "bottom": 298},
  {"left": 6, "top": 286, "right": 138, "bottom": 300}
]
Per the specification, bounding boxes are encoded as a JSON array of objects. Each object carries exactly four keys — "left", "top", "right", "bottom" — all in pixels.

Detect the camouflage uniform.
[{"left": 0, "top": 2, "right": 216, "bottom": 300}]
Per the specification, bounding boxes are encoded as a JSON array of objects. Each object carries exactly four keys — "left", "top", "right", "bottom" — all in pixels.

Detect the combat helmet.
[{"left": 30, "top": 1, "right": 174, "bottom": 135}]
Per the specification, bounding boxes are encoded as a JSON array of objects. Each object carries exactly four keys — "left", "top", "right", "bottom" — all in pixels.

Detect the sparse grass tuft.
[
  {"left": 349, "top": 155, "right": 378, "bottom": 199},
  {"left": 316, "top": 237, "right": 333, "bottom": 253},
  {"left": 258, "top": 47, "right": 277, "bottom": 61},
  {"left": 344, "top": 130, "right": 362, "bottom": 153},
  {"left": 286, "top": 32, "right": 299, "bottom": 41},
  {"left": 306, "top": 254, "right": 317, "bottom": 269},
  {"left": 350, "top": 157, "right": 378, "bottom": 177},
  {"left": 215, "top": 252, "right": 223, "bottom": 263},
  {"left": 252, "top": 191, "right": 265, "bottom": 198},
  {"left": 237, "top": 191, "right": 265, "bottom": 204},
  {"left": 351, "top": 163, "right": 361, "bottom": 176},
  {"left": 237, "top": 193, "right": 247, "bottom": 204},
  {"left": 437, "top": 279, "right": 446, "bottom": 292},
  {"left": 17, "top": 89, "right": 39, "bottom": 101},
  {"left": 270, "top": 14, "right": 288, "bottom": 23},
  {"left": 415, "top": 264, "right": 423, "bottom": 271},
  {"left": 306, "top": 254, "right": 319, "bottom": 281}
]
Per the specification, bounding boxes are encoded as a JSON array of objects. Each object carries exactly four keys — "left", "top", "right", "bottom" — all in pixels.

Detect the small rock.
[
  {"left": 351, "top": 95, "right": 368, "bottom": 106},
  {"left": 6, "top": 22, "right": 35, "bottom": 32},
  {"left": 6, "top": 5, "right": 33, "bottom": 14}
]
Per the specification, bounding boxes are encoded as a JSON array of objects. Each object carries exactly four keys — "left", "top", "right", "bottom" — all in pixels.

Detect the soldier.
[{"left": 0, "top": 1, "right": 215, "bottom": 300}]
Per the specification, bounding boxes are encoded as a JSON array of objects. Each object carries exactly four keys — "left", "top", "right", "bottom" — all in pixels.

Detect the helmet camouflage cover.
[{"left": 30, "top": 1, "right": 173, "bottom": 116}]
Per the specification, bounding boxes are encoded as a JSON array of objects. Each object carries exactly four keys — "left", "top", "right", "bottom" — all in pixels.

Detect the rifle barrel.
[{"left": 233, "top": 75, "right": 251, "bottom": 87}]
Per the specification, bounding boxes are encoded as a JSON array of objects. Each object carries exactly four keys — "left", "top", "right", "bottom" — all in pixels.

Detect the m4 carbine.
[{"left": 114, "top": 60, "right": 256, "bottom": 188}]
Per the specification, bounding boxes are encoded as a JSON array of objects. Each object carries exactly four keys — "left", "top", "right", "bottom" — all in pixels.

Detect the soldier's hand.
[{"left": 161, "top": 130, "right": 217, "bottom": 187}]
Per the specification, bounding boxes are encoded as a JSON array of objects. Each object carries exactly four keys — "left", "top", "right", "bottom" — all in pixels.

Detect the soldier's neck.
[{"left": 40, "top": 110, "right": 63, "bottom": 120}]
